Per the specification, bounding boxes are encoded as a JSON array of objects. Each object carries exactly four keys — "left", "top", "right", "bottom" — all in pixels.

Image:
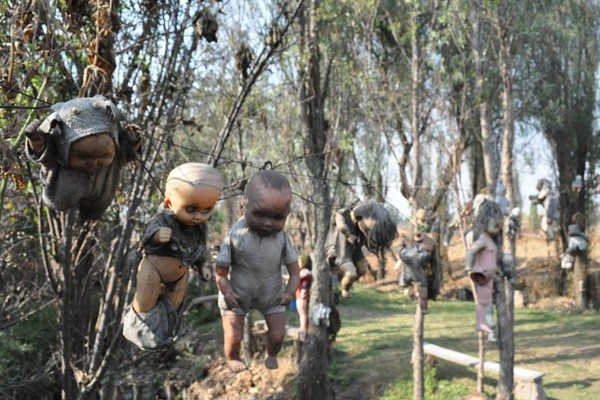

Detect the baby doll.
[
  {"left": 325, "top": 200, "right": 397, "bottom": 298},
  {"left": 215, "top": 170, "right": 300, "bottom": 372},
  {"left": 398, "top": 232, "right": 435, "bottom": 313},
  {"left": 295, "top": 253, "right": 313, "bottom": 339},
  {"left": 24, "top": 95, "right": 141, "bottom": 220},
  {"left": 465, "top": 216, "right": 500, "bottom": 333},
  {"left": 529, "top": 178, "right": 559, "bottom": 241},
  {"left": 123, "top": 162, "right": 223, "bottom": 350}
]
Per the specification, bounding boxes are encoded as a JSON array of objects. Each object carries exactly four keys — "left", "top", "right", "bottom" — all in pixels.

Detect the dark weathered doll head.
[{"left": 241, "top": 170, "right": 292, "bottom": 236}]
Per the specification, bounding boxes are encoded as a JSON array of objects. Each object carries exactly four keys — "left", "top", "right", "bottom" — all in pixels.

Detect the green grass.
[{"left": 332, "top": 284, "right": 600, "bottom": 400}]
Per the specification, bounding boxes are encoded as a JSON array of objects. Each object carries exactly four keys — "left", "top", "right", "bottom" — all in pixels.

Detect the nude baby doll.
[
  {"left": 215, "top": 170, "right": 300, "bottom": 372},
  {"left": 465, "top": 216, "right": 500, "bottom": 333},
  {"left": 295, "top": 253, "right": 313, "bottom": 339},
  {"left": 123, "top": 162, "right": 222, "bottom": 350},
  {"left": 24, "top": 95, "right": 141, "bottom": 220}
]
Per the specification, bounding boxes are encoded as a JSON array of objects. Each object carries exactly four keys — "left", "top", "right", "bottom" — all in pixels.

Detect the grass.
[{"left": 331, "top": 284, "right": 600, "bottom": 400}]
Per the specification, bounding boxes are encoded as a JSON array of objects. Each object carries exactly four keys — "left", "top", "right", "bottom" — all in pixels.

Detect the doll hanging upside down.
[{"left": 123, "top": 163, "right": 223, "bottom": 350}]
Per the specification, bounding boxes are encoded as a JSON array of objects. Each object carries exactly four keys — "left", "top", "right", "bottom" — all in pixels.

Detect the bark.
[
  {"left": 412, "top": 308, "right": 424, "bottom": 400},
  {"left": 296, "top": 1, "right": 334, "bottom": 398}
]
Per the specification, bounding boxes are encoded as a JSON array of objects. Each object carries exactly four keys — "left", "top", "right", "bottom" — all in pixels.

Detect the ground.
[{"left": 114, "top": 227, "right": 599, "bottom": 399}]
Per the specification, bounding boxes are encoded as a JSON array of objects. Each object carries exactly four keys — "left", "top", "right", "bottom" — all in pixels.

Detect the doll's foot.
[
  {"left": 476, "top": 323, "right": 494, "bottom": 334},
  {"left": 341, "top": 289, "right": 352, "bottom": 298},
  {"left": 265, "top": 355, "right": 279, "bottom": 369},
  {"left": 226, "top": 359, "right": 247, "bottom": 373}
]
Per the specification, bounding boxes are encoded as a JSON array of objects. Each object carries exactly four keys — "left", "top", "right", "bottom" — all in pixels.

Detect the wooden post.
[
  {"left": 495, "top": 275, "right": 514, "bottom": 400},
  {"left": 477, "top": 331, "right": 485, "bottom": 393},
  {"left": 413, "top": 293, "right": 425, "bottom": 400},
  {"left": 573, "top": 252, "right": 588, "bottom": 308}
]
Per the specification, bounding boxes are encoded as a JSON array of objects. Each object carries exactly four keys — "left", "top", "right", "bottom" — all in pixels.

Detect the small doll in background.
[
  {"left": 24, "top": 95, "right": 141, "bottom": 220},
  {"left": 295, "top": 253, "right": 313, "bottom": 339},
  {"left": 123, "top": 162, "right": 223, "bottom": 350}
]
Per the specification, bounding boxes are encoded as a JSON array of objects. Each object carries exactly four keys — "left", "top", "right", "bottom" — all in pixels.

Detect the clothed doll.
[
  {"left": 398, "top": 232, "right": 435, "bottom": 313},
  {"left": 215, "top": 170, "right": 300, "bottom": 372},
  {"left": 325, "top": 200, "right": 397, "bottom": 298},
  {"left": 123, "top": 163, "right": 223, "bottom": 350},
  {"left": 561, "top": 223, "right": 589, "bottom": 270},
  {"left": 529, "top": 178, "right": 559, "bottom": 241},
  {"left": 295, "top": 253, "right": 313, "bottom": 339},
  {"left": 24, "top": 95, "right": 141, "bottom": 220},
  {"left": 465, "top": 216, "right": 500, "bottom": 333}
]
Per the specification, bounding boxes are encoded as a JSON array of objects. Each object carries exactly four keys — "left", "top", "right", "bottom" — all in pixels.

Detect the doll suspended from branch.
[
  {"left": 325, "top": 199, "right": 398, "bottom": 298},
  {"left": 24, "top": 95, "right": 142, "bottom": 220},
  {"left": 464, "top": 199, "right": 511, "bottom": 334},
  {"left": 122, "top": 163, "right": 223, "bottom": 350},
  {"left": 529, "top": 178, "right": 560, "bottom": 242}
]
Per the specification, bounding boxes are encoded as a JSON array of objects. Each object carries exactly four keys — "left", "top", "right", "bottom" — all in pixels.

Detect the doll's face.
[
  {"left": 166, "top": 184, "right": 220, "bottom": 226},
  {"left": 68, "top": 133, "right": 116, "bottom": 173},
  {"left": 485, "top": 217, "right": 501, "bottom": 235},
  {"left": 242, "top": 185, "right": 291, "bottom": 236}
]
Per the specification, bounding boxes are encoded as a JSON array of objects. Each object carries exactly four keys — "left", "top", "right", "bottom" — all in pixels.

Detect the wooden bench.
[{"left": 423, "top": 342, "right": 546, "bottom": 400}]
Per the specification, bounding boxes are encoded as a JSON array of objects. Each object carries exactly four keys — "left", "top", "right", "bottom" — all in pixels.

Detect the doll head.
[
  {"left": 351, "top": 201, "right": 398, "bottom": 253},
  {"left": 241, "top": 170, "right": 292, "bottom": 236},
  {"left": 39, "top": 96, "right": 123, "bottom": 171},
  {"left": 298, "top": 253, "right": 312, "bottom": 270},
  {"left": 164, "top": 163, "right": 223, "bottom": 226},
  {"left": 484, "top": 215, "right": 501, "bottom": 236}
]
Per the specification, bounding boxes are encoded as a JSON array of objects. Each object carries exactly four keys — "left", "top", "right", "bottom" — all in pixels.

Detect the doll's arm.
[
  {"left": 465, "top": 238, "right": 486, "bottom": 272},
  {"left": 215, "top": 265, "right": 241, "bottom": 308},
  {"left": 281, "top": 261, "right": 300, "bottom": 306},
  {"left": 334, "top": 210, "right": 358, "bottom": 243},
  {"left": 151, "top": 227, "right": 172, "bottom": 243}
]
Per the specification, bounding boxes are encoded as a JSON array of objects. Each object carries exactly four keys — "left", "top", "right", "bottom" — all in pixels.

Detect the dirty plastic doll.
[
  {"left": 465, "top": 216, "right": 500, "bottom": 333},
  {"left": 215, "top": 170, "right": 300, "bottom": 372},
  {"left": 25, "top": 95, "right": 141, "bottom": 220},
  {"left": 123, "top": 163, "right": 222, "bottom": 350}
]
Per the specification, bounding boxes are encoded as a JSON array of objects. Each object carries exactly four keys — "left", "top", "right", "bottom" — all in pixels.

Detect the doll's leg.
[
  {"left": 475, "top": 282, "right": 493, "bottom": 333},
  {"left": 355, "top": 258, "right": 370, "bottom": 280},
  {"left": 296, "top": 297, "right": 309, "bottom": 333},
  {"left": 222, "top": 314, "right": 246, "bottom": 372},
  {"left": 339, "top": 261, "right": 357, "bottom": 297},
  {"left": 264, "top": 311, "right": 286, "bottom": 369},
  {"left": 132, "top": 258, "right": 162, "bottom": 313},
  {"left": 166, "top": 268, "right": 189, "bottom": 309}
]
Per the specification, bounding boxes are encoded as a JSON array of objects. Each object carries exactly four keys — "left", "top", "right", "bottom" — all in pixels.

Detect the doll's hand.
[
  {"left": 223, "top": 290, "right": 242, "bottom": 309},
  {"left": 153, "top": 227, "right": 172, "bottom": 243},
  {"left": 24, "top": 119, "right": 46, "bottom": 152},
  {"left": 200, "top": 264, "right": 212, "bottom": 281},
  {"left": 125, "top": 124, "right": 142, "bottom": 146},
  {"left": 348, "top": 234, "right": 358, "bottom": 244},
  {"left": 279, "top": 291, "right": 293, "bottom": 306}
]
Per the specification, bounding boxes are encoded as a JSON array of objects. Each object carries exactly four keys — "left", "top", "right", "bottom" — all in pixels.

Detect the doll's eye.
[
  {"left": 185, "top": 206, "right": 197, "bottom": 213},
  {"left": 200, "top": 208, "right": 213, "bottom": 215}
]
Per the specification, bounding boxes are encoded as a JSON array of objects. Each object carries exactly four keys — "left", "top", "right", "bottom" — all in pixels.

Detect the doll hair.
[{"left": 353, "top": 201, "right": 398, "bottom": 254}]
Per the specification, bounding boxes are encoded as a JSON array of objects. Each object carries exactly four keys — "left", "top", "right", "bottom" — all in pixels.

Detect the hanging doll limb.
[
  {"left": 133, "top": 258, "right": 163, "bottom": 313},
  {"left": 475, "top": 281, "right": 494, "bottom": 333},
  {"left": 221, "top": 314, "right": 247, "bottom": 372},
  {"left": 166, "top": 267, "right": 189, "bottom": 310},
  {"left": 264, "top": 311, "right": 287, "bottom": 369}
]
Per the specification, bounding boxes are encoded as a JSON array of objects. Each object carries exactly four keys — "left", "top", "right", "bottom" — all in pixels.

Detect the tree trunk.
[
  {"left": 494, "top": 276, "right": 514, "bottom": 400},
  {"left": 296, "top": 1, "right": 334, "bottom": 398}
]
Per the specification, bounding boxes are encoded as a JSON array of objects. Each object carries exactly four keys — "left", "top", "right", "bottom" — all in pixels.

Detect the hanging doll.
[
  {"left": 24, "top": 95, "right": 141, "bottom": 220},
  {"left": 465, "top": 215, "right": 500, "bottom": 333},
  {"left": 325, "top": 200, "right": 398, "bottom": 298},
  {"left": 529, "top": 178, "right": 559, "bottom": 241},
  {"left": 123, "top": 162, "right": 223, "bottom": 350},
  {"left": 561, "top": 223, "right": 589, "bottom": 270},
  {"left": 398, "top": 232, "right": 436, "bottom": 313}
]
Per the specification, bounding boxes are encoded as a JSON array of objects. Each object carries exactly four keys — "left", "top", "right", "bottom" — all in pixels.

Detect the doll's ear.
[{"left": 38, "top": 112, "right": 63, "bottom": 136}]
